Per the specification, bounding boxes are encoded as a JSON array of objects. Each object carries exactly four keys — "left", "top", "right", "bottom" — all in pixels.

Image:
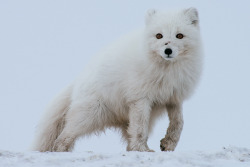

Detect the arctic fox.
[{"left": 33, "top": 8, "right": 203, "bottom": 152}]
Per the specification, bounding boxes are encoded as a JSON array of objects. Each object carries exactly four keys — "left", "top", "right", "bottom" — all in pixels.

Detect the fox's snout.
[{"left": 164, "top": 48, "right": 173, "bottom": 58}]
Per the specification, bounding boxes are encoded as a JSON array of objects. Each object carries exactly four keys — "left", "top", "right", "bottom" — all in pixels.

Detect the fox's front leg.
[
  {"left": 160, "top": 102, "right": 183, "bottom": 151},
  {"left": 127, "top": 100, "right": 154, "bottom": 152}
]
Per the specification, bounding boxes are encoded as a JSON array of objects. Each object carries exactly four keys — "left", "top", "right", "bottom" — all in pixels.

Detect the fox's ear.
[
  {"left": 145, "top": 9, "right": 157, "bottom": 25},
  {"left": 184, "top": 8, "right": 199, "bottom": 26}
]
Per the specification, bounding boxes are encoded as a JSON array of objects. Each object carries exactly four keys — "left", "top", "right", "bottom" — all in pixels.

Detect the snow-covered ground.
[
  {"left": 1, "top": 0, "right": 250, "bottom": 166},
  {"left": 1, "top": 147, "right": 250, "bottom": 167}
]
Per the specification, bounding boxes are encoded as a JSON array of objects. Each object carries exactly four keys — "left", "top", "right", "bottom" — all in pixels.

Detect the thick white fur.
[{"left": 32, "top": 8, "right": 203, "bottom": 152}]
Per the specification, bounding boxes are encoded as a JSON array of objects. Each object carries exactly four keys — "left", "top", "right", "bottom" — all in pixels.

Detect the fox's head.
[{"left": 145, "top": 8, "right": 201, "bottom": 62}]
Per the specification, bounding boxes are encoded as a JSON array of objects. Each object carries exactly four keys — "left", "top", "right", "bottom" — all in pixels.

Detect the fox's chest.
[{"left": 147, "top": 68, "right": 196, "bottom": 104}]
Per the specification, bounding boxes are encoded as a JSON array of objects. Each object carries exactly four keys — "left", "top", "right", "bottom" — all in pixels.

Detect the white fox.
[{"left": 32, "top": 8, "right": 203, "bottom": 152}]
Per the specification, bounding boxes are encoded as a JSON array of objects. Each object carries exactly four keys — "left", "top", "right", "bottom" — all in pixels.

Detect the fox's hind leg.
[
  {"left": 120, "top": 123, "right": 131, "bottom": 151},
  {"left": 52, "top": 100, "right": 108, "bottom": 152}
]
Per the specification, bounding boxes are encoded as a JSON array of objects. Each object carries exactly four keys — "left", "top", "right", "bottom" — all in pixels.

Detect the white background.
[{"left": 0, "top": 0, "right": 249, "bottom": 153}]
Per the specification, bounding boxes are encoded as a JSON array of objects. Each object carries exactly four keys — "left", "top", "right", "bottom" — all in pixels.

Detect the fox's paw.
[
  {"left": 127, "top": 143, "right": 155, "bottom": 152},
  {"left": 128, "top": 147, "right": 155, "bottom": 152},
  {"left": 52, "top": 140, "right": 68, "bottom": 152},
  {"left": 160, "top": 138, "right": 176, "bottom": 151},
  {"left": 52, "top": 137, "right": 75, "bottom": 152}
]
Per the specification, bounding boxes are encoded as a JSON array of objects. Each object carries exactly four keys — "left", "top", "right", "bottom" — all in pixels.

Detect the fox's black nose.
[{"left": 164, "top": 48, "right": 172, "bottom": 56}]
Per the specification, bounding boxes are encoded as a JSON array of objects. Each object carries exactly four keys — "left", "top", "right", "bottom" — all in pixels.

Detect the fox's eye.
[
  {"left": 176, "top": 33, "right": 184, "bottom": 39},
  {"left": 156, "top": 33, "right": 163, "bottom": 39}
]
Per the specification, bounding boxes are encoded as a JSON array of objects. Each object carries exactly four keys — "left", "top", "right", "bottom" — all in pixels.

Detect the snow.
[
  {"left": 1, "top": 147, "right": 250, "bottom": 167},
  {"left": 1, "top": 0, "right": 250, "bottom": 166}
]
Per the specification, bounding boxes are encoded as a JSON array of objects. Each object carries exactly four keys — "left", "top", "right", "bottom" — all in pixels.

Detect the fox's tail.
[{"left": 32, "top": 85, "right": 73, "bottom": 152}]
